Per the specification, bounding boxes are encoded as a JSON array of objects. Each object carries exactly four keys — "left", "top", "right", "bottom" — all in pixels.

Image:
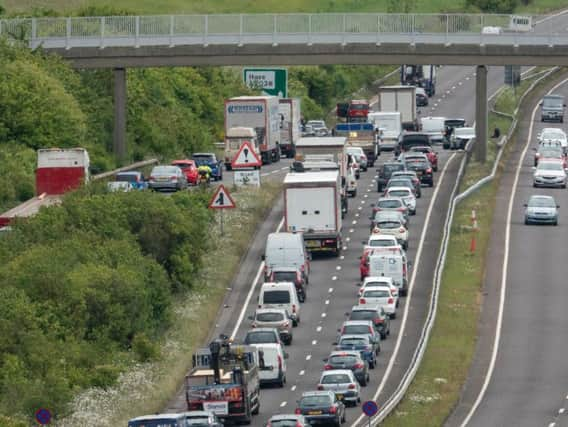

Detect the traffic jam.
[{"left": 126, "top": 65, "right": 481, "bottom": 427}]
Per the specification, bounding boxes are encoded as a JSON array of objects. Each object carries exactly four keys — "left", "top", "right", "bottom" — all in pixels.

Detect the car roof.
[
  {"left": 368, "top": 234, "right": 398, "bottom": 241},
  {"left": 387, "top": 186, "right": 413, "bottom": 192},
  {"left": 392, "top": 170, "right": 418, "bottom": 176},
  {"left": 129, "top": 413, "right": 185, "bottom": 421},
  {"left": 271, "top": 266, "right": 300, "bottom": 273},
  {"left": 321, "top": 369, "right": 354, "bottom": 376},
  {"left": 364, "top": 276, "right": 394, "bottom": 284},
  {"left": 329, "top": 350, "right": 362, "bottom": 357},
  {"left": 255, "top": 308, "right": 288, "bottom": 314},
  {"left": 529, "top": 195, "right": 555, "bottom": 201},
  {"left": 270, "top": 414, "right": 305, "bottom": 421},
  {"left": 301, "top": 390, "right": 334, "bottom": 397},
  {"left": 246, "top": 327, "right": 279, "bottom": 333},
  {"left": 351, "top": 304, "right": 381, "bottom": 311},
  {"left": 342, "top": 320, "right": 374, "bottom": 326},
  {"left": 340, "top": 334, "right": 371, "bottom": 341}
]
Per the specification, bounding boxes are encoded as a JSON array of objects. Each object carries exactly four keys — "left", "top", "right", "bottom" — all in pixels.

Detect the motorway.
[
  {"left": 449, "top": 72, "right": 568, "bottom": 427},
  {"left": 165, "top": 61, "right": 533, "bottom": 424}
]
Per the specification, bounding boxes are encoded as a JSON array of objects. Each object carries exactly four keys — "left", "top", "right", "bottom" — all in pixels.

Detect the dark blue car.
[
  {"left": 296, "top": 391, "right": 346, "bottom": 426},
  {"left": 192, "top": 153, "right": 223, "bottom": 181},
  {"left": 334, "top": 335, "right": 377, "bottom": 369}
]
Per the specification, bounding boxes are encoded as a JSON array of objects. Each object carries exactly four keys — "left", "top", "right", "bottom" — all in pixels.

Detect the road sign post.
[
  {"left": 232, "top": 141, "right": 262, "bottom": 188},
  {"left": 362, "top": 400, "right": 378, "bottom": 427},
  {"left": 208, "top": 184, "right": 236, "bottom": 235},
  {"left": 243, "top": 68, "right": 288, "bottom": 98}
]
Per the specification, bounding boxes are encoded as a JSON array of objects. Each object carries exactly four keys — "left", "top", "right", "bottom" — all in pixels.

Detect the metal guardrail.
[
  {"left": 1, "top": 13, "right": 561, "bottom": 50},
  {"left": 92, "top": 158, "right": 158, "bottom": 181},
  {"left": 368, "top": 66, "right": 559, "bottom": 425}
]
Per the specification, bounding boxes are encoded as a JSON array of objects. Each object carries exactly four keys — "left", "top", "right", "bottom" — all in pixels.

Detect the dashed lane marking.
[
  {"left": 321, "top": 313, "right": 327, "bottom": 318},
  {"left": 312, "top": 340, "right": 318, "bottom": 345},
  {"left": 280, "top": 402, "right": 287, "bottom": 408},
  {"left": 332, "top": 276, "right": 338, "bottom": 281},
  {"left": 325, "top": 300, "right": 330, "bottom": 305},
  {"left": 316, "top": 326, "right": 322, "bottom": 332},
  {"left": 291, "top": 385, "right": 297, "bottom": 391},
  {"left": 299, "top": 370, "right": 305, "bottom": 376},
  {"left": 329, "top": 287, "right": 334, "bottom": 293},
  {"left": 306, "top": 355, "right": 312, "bottom": 361}
]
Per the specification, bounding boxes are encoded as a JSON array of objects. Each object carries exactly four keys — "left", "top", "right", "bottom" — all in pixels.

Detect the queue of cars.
[{"left": 525, "top": 115, "right": 568, "bottom": 226}]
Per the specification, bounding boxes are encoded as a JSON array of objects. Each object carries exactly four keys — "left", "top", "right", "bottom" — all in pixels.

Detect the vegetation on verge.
[{"left": 380, "top": 69, "right": 561, "bottom": 426}]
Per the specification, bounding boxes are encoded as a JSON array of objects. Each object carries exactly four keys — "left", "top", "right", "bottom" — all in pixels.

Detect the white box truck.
[
  {"left": 279, "top": 98, "right": 301, "bottom": 158},
  {"left": 367, "top": 111, "right": 402, "bottom": 152},
  {"left": 224, "top": 96, "right": 281, "bottom": 167},
  {"left": 377, "top": 86, "right": 418, "bottom": 131},
  {"left": 283, "top": 170, "right": 342, "bottom": 256}
]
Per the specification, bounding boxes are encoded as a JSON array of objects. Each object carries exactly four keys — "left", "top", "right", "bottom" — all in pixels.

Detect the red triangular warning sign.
[
  {"left": 208, "top": 184, "right": 236, "bottom": 209},
  {"left": 231, "top": 141, "right": 262, "bottom": 168}
]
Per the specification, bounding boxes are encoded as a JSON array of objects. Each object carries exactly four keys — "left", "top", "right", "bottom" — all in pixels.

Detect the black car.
[
  {"left": 404, "top": 158, "right": 434, "bottom": 187},
  {"left": 347, "top": 305, "right": 391, "bottom": 340},
  {"left": 323, "top": 351, "right": 370, "bottom": 387},
  {"left": 377, "top": 162, "right": 406, "bottom": 192},
  {"left": 296, "top": 391, "right": 346, "bottom": 427},
  {"left": 395, "top": 132, "right": 432, "bottom": 156}
]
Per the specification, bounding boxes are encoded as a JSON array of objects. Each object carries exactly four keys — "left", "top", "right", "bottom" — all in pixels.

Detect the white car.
[
  {"left": 317, "top": 369, "right": 361, "bottom": 406},
  {"left": 346, "top": 146, "right": 368, "bottom": 171},
  {"left": 358, "top": 276, "right": 400, "bottom": 305},
  {"left": 538, "top": 128, "right": 568, "bottom": 150},
  {"left": 533, "top": 160, "right": 567, "bottom": 188},
  {"left": 359, "top": 285, "right": 397, "bottom": 318},
  {"left": 364, "top": 234, "right": 400, "bottom": 249},
  {"left": 346, "top": 164, "right": 357, "bottom": 197},
  {"left": 371, "top": 217, "right": 409, "bottom": 250},
  {"left": 385, "top": 187, "right": 417, "bottom": 215}
]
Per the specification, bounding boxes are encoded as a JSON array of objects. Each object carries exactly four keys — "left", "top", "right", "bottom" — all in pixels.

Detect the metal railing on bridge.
[{"left": 0, "top": 13, "right": 561, "bottom": 50}]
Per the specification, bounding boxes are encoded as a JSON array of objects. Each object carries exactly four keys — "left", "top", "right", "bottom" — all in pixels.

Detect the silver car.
[
  {"left": 249, "top": 308, "right": 293, "bottom": 345},
  {"left": 317, "top": 369, "right": 361, "bottom": 406},
  {"left": 148, "top": 165, "right": 188, "bottom": 191},
  {"left": 532, "top": 160, "right": 567, "bottom": 188},
  {"left": 524, "top": 195, "right": 559, "bottom": 225},
  {"left": 183, "top": 411, "right": 223, "bottom": 427}
]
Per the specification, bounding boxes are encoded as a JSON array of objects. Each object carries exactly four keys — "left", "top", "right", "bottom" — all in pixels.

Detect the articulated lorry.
[
  {"left": 401, "top": 64, "right": 437, "bottom": 97},
  {"left": 185, "top": 337, "right": 261, "bottom": 424},
  {"left": 377, "top": 86, "right": 418, "bottom": 131},
  {"left": 278, "top": 98, "right": 301, "bottom": 158},
  {"left": 283, "top": 170, "right": 343, "bottom": 256},
  {"left": 224, "top": 96, "right": 281, "bottom": 169},
  {"left": 0, "top": 148, "right": 89, "bottom": 228},
  {"left": 334, "top": 122, "right": 379, "bottom": 166}
]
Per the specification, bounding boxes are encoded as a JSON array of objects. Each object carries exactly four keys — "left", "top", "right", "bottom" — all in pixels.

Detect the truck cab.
[{"left": 224, "top": 127, "right": 259, "bottom": 170}]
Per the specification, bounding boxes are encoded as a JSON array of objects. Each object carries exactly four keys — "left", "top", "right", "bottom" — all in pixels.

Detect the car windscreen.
[
  {"left": 262, "top": 290, "right": 291, "bottom": 304},
  {"left": 445, "top": 119, "right": 466, "bottom": 128},
  {"left": 406, "top": 160, "right": 429, "bottom": 169},
  {"left": 340, "top": 337, "right": 368, "bottom": 346},
  {"left": 368, "top": 240, "right": 395, "bottom": 247},
  {"left": 364, "top": 290, "right": 391, "bottom": 298},
  {"left": 270, "top": 420, "right": 301, "bottom": 427},
  {"left": 273, "top": 272, "right": 297, "bottom": 282},
  {"left": 402, "top": 137, "right": 430, "bottom": 147},
  {"left": 377, "top": 199, "right": 403, "bottom": 209},
  {"left": 350, "top": 103, "right": 369, "bottom": 110},
  {"left": 377, "top": 221, "right": 401, "bottom": 229},
  {"left": 174, "top": 162, "right": 193, "bottom": 169},
  {"left": 343, "top": 325, "right": 371, "bottom": 335},
  {"left": 388, "top": 190, "right": 411, "bottom": 198},
  {"left": 543, "top": 97, "right": 564, "bottom": 108},
  {"left": 245, "top": 331, "right": 277, "bottom": 343},
  {"left": 116, "top": 174, "right": 138, "bottom": 182},
  {"left": 192, "top": 156, "right": 213, "bottom": 166},
  {"left": 539, "top": 148, "right": 563, "bottom": 156},
  {"left": 529, "top": 198, "right": 556, "bottom": 208},
  {"left": 538, "top": 162, "right": 563, "bottom": 171},
  {"left": 321, "top": 374, "right": 351, "bottom": 384},
  {"left": 350, "top": 311, "right": 375, "bottom": 321},
  {"left": 152, "top": 166, "right": 178, "bottom": 175},
  {"left": 383, "top": 164, "right": 405, "bottom": 173},
  {"left": 300, "top": 395, "right": 332, "bottom": 406},
  {"left": 388, "top": 180, "right": 411, "bottom": 187},
  {"left": 329, "top": 355, "right": 359, "bottom": 364},
  {"left": 256, "top": 312, "right": 285, "bottom": 322}
]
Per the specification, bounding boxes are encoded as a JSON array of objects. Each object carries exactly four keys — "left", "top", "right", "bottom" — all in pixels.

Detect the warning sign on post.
[
  {"left": 231, "top": 141, "right": 262, "bottom": 168},
  {"left": 208, "top": 185, "right": 236, "bottom": 210}
]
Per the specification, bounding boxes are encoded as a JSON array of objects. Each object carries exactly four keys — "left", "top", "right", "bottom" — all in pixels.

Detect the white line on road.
[
  {"left": 291, "top": 385, "right": 297, "bottom": 391},
  {"left": 321, "top": 313, "right": 327, "bottom": 318},
  {"left": 352, "top": 220, "right": 357, "bottom": 225},
  {"left": 559, "top": 408, "right": 565, "bottom": 414},
  {"left": 332, "top": 276, "right": 337, "bottom": 281},
  {"left": 325, "top": 300, "right": 330, "bottom": 305},
  {"left": 352, "top": 151, "right": 458, "bottom": 427},
  {"left": 340, "top": 255, "right": 345, "bottom": 260},
  {"left": 299, "top": 370, "right": 305, "bottom": 376},
  {"left": 336, "top": 265, "right": 342, "bottom": 270},
  {"left": 312, "top": 340, "right": 317, "bottom": 345},
  {"left": 329, "top": 287, "right": 334, "bottom": 293},
  {"left": 349, "top": 229, "right": 354, "bottom": 233},
  {"left": 230, "top": 217, "right": 285, "bottom": 340},
  {"left": 459, "top": 76, "right": 568, "bottom": 427},
  {"left": 346, "top": 237, "right": 351, "bottom": 242},
  {"left": 280, "top": 401, "right": 287, "bottom": 408},
  {"left": 317, "top": 326, "right": 322, "bottom": 332},
  {"left": 306, "top": 355, "right": 312, "bottom": 361},
  {"left": 548, "top": 423, "right": 555, "bottom": 427}
]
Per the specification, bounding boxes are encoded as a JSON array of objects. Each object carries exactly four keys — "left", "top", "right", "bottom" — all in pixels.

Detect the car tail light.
[
  {"left": 295, "top": 408, "right": 302, "bottom": 415},
  {"left": 348, "top": 384, "right": 357, "bottom": 390},
  {"left": 373, "top": 207, "right": 379, "bottom": 213},
  {"left": 283, "top": 321, "right": 290, "bottom": 327},
  {"left": 324, "top": 364, "right": 333, "bottom": 370},
  {"left": 426, "top": 168, "right": 432, "bottom": 174},
  {"left": 329, "top": 406, "right": 337, "bottom": 414},
  {"left": 278, "top": 355, "right": 283, "bottom": 371},
  {"left": 399, "top": 227, "right": 406, "bottom": 233},
  {"left": 296, "top": 422, "right": 303, "bottom": 427},
  {"left": 388, "top": 298, "right": 394, "bottom": 304},
  {"left": 317, "top": 384, "right": 324, "bottom": 390},
  {"left": 353, "top": 362, "right": 365, "bottom": 369},
  {"left": 368, "top": 326, "right": 373, "bottom": 333},
  {"left": 252, "top": 323, "right": 257, "bottom": 328},
  {"left": 374, "top": 318, "right": 383, "bottom": 324},
  {"left": 170, "top": 176, "right": 178, "bottom": 181},
  {"left": 292, "top": 304, "right": 297, "bottom": 313},
  {"left": 359, "top": 298, "right": 366, "bottom": 304},
  {"left": 397, "top": 207, "right": 406, "bottom": 212},
  {"left": 149, "top": 176, "right": 155, "bottom": 181},
  {"left": 372, "top": 228, "right": 380, "bottom": 234}
]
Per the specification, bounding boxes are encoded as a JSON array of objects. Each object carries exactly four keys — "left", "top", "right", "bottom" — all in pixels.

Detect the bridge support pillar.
[
  {"left": 113, "top": 67, "right": 127, "bottom": 161},
  {"left": 475, "top": 65, "right": 488, "bottom": 163}
]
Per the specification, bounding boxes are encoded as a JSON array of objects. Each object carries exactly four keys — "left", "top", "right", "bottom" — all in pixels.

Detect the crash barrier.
[{"left": 92, "top": 158, "right": 159, "bottom": 181}]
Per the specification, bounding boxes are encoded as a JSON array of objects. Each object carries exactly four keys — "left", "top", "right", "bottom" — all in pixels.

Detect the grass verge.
[
  {"left": 379, "top": 70, "right": 558, "bottom": 426},
  {"left": 56, "top": 182, "right": 282, "bottom": 427}
]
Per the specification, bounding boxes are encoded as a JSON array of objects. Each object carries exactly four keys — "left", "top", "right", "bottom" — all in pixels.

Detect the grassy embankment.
[{"left": 380, "top": 69, "right": 561, "bottom": 426}]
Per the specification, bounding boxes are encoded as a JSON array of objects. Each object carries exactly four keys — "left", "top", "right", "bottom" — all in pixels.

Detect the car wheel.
[
  {"left": 359, "top": 376, "right": 367, "bottom": 387},
  {"left": 434, "top": 166, "right": 438, "bottom": 172},
  {"left": 380, "top": 331, "right": 387, "bottom": 340},
  {"left": 352, "top": 190, "right": 357, "bottom": 197},
  {"left": 429, "top": 181, "right": 434, "bottom": 188},
  {"left": 287, "top": 336, "right": 293, "bottom": 345},
  {"left": 369, "top": 359, "right": 375, "bottom": 369},
  {"left": 225, "top": 164, "right": 232, "bottom": 171},
  {"left": 554, "top": 220, "right": 558, "bottom": 226},
  {"left": 524, "top": 218, "right": 529, "bottom": 225},
  {"left": 390, "top": 312, "right": 397, "bottom": 319}
]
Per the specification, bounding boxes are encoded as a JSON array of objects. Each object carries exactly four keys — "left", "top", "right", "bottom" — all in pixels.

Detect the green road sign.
[{"left": 243, "top": 68, "right": 288, "bottom": 98}]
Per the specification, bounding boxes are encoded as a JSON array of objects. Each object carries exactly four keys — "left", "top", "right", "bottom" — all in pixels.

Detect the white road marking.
[
  {"left": 329, "top": 287, "right": 334, "bottom": 293},
  {"left": 352, "top": 151, "right": 458, "bottom": 427},
  {"left": 452, "top": 86, "right": 456, "bottom": 90},
  {"left": 352, "top": 220, "right": 357, "bottom": 225},
  {"left": 559, "top": 408, "right": 565, "bottom": 414},
  {"left": 230, "top": 217, "right": 285, "bottom": 340},
  {"left": 466, "top": 76, "right": 470, "bottom": 80},
  {"left": 342, "top": 246, "right": 347, "bottom": 250},
  {"left": 321, "top": 313, "right": 327, "bottom": 318},
  {"left": 459, "top": 81, "right": 463, "bottom": 86},
  {"left": 346, "top": 237, "right": 351, "bottom": 242},
  {"left": 271, "top": 170, "right": 279, "bottom": 174},
  {"left": 361, "top": 200, "right": 366, "bottom": 204},
  {"left": 548, "top": 423, "right": 555, "bottom": 427},
  {"left": 312, "top": 340, "right": 318, "bottom": 345},
  {"left": 459, "top": 76, "right": 568, "bottom": 427},
  {"left": 350, "top": 229, "right": 354, "bottom": 233},
  {"left": 280, "top": 401, "right": 287, "bottom": 408},
  {"left": 340, "top": 255, "right": 345, "bottom": 260},
  {"left": 446, "top": 90, "right": 451, "bottom": 94},
  {"left": 325, "top": 300, "right": 330, "bottom": 305},
  {"left": 281, "top": 167, "right": 288, "bottom": 170},
  {"left": 374, "top": 175, "right": 378, "bottom": 179},
  {"left": 355, "top": 213, "right": 360, "bottom": 217},
  {"left": 317, "top": 326, "right": 323, "bottom": 332},
  {"left": 332, "top": 276, "right": 337, "bottom": 281},
  {"left": 306, "top": 355, "right": 312, "bottom": 361},
  {"left": 358, "top": 206, "right": 363, "bottom": 210},
  {"left": 299, "top": 370, "right": 305, "bottom": 375},
  {"left": 364, "top": 194, "right": 368, "bottom": 198},
  {"left": 291, "top": 385, "right": 297, "bottom": 391}
]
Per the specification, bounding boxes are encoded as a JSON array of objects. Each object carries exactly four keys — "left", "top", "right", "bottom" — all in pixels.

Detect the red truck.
[
  {"left": 336, "top": 99, "right": 370, "bottom": 123},
  {"left": 0, "top": 148, "right": 89, "bottom": 228}
]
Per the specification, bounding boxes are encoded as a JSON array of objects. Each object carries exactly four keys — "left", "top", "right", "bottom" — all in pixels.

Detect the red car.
[
  {"left": 171, "top": 160, "right": 198, "bottom": 185},
  {"left": 410, "top": 146, "right": 438, "bottom": 171}
]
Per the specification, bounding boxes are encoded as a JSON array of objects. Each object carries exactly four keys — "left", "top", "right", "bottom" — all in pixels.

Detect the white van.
[
  {"left": 258, "top": 282, "right": 301, "bottom": 325},
  {"left": 368, "top": 252, "right": 410, "bottom": 296},
  {"left": 252, "top": 343, "right": 288, "bottom": 387},
  {"left": 263, "top": 232, "right": 310, "bottom": 282},
  {"left": 420, "top": 116, "right": 446, "bottom": 144}
]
